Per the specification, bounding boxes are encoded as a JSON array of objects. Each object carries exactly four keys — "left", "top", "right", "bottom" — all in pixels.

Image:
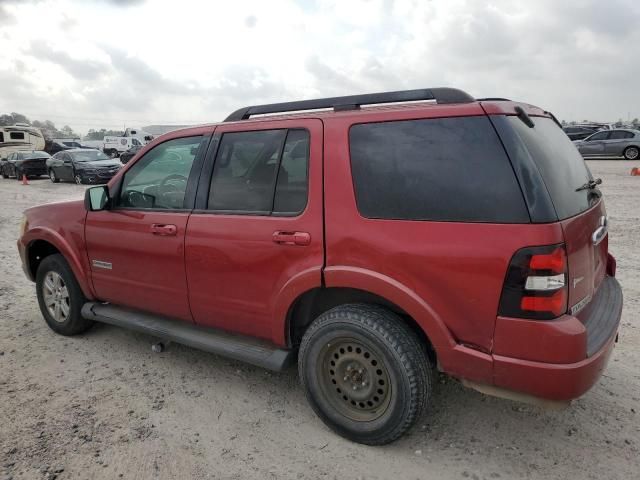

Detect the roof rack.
[{"left": 224, "top": 87, "right": 475, "bottom": 122}]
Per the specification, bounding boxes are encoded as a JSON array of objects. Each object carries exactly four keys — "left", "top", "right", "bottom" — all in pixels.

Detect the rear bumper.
[{"left": 491, "top": 276, "right": 622, "bottom": 401}]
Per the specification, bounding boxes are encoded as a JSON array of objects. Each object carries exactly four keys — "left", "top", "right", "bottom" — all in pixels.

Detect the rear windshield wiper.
[{"left": 576, "top": 178, "right": 602, "bottom": 192}]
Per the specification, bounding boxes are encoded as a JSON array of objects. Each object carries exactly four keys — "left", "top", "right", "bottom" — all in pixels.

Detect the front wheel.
[
  {"left": 35, "top": 254, "right": 93, "bottom": 336},
  {"left": 75, "top": 174, "right": 83, "bottom": 185},
  {"left": 49, "top": 169, "right": 60, "bottom": 183},
  {"left": 299, "top": 304, "right": 433, "bottom": 445},
  {"left": 623, "top": 146, "right": 639, "bottom": 160}
]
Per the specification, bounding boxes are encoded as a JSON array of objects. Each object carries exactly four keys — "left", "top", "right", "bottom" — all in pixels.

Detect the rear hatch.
[{"left": 504, "top": 114, "right": 608, "bottom": 317}]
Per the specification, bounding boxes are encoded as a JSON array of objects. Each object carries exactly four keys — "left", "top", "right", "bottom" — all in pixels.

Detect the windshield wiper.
[{"left": 576, "top": 178, "right": 602, "bottom": 192}]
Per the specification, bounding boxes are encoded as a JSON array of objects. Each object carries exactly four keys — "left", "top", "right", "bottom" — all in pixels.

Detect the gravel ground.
[{"left": 0, "top": 160, "right": 638, "bottom": 480}]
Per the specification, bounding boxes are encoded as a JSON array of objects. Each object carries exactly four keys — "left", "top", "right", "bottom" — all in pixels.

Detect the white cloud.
[{"left": 0, "top": 0, "right": 639, "bottom": 134}]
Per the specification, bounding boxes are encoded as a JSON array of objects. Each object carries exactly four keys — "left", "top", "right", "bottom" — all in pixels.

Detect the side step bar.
[{"left": 81, "top": 302, "right": 294, "bottom": 372}]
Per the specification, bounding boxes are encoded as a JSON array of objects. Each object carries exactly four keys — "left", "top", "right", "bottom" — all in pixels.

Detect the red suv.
[{"left": 18, "top": 88, "right": 623, "bottom": 445}]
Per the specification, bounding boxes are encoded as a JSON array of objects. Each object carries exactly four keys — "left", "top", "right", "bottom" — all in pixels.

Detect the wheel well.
[
  {"left": 287, "top": 287, "right": 436, "bottom": 364},
  {"left": 27, "top": 240, "right": 60, "bottom": 279}
]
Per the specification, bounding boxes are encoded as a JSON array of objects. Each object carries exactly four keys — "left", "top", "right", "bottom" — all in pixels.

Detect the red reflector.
[
  {"left": 529, "top": 248, "right": 566, "bottom": 274},
  {"left": 520, "top": 289, "right": 567, "bottom": 317}
]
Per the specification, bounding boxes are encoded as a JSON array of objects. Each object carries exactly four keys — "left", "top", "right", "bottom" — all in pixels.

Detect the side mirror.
[{"left": 85, "top": 185, "right": 110, "bottom": 211}]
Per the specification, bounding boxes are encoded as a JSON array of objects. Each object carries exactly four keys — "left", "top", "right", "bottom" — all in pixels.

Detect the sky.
[{"left": 0, "top": 0, "right": 639, "bottom": 134}]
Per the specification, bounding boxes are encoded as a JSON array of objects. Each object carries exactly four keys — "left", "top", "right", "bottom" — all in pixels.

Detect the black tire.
[
  {"left": 1, "top": 168, "right": 8, "bottom": 179},
  {"left": 299, "top": 304, "right": 433, "bottom": 445},
  {"left": 35, "top": 254, "right": 93, "bottom": 336},
  {"left": 623, "top": 146, "right": 639, "bottom": 160},
  {"left": 49, "top": 169, "right": 60, "bottom": 183}
]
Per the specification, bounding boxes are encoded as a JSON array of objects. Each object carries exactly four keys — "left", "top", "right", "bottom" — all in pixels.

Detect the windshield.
[
  {"left": 508, "top": 116, "right": 598, "bottom": 219},
  {"left": 71, "top": 150, "right": 110, "bottom": 162}
]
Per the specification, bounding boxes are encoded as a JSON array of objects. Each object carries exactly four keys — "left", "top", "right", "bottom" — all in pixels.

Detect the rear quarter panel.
[{"left": 322, "top": 106, "right": 565, "bottom": 354}]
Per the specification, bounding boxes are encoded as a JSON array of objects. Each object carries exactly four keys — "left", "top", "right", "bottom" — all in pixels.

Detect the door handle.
[
  {"left": 150, "top": 224, "right": 177, "bottom": 236},
  {"left": 272, "top": 231, "right": 311, "bottom": 246}
]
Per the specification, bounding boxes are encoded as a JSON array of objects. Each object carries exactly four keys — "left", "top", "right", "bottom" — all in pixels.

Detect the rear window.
[
  {"left": 349, "top": 116, "right": 529, "bottom": 223},
  {"left": 507, "top": 116, "right": 594, "bottom": 219},
  {"left": 22, "top": 151, "right": 50, "bottom": 159}
]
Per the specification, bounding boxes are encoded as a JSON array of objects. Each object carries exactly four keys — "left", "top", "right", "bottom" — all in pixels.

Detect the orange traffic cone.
[
  {"left": 631, "top": 167, "right": 640, "bottom": 176},
  {"left": 21, "top": 173, "right": 29, "bottom": 185}
]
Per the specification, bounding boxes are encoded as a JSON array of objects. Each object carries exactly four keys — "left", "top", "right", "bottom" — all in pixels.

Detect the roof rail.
[
  {"left": 476, "top": 97, "right": 512, "bottom": 101},
  {"left": 224, "top": 87, "right": 475, "bottom": 122}
]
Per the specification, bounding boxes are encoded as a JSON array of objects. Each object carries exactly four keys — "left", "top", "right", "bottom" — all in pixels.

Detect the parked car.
[
  {"left": 563, "top": 126, "right": 598, "bottom": 141},
  {"left": 1, "top": 150, "right": 50, "bottom": 179},
  {"left": 46, "top": 149, "right": 122, "bottom": 184},
  {"left": 18, "top": 88, "right": 623, "bottom": 445},
  {"left": 575, "top": 129, "right": 640, "bottom": 159},
  {"left": 119, "top": 144, "right": 143, "bottom": 164}
]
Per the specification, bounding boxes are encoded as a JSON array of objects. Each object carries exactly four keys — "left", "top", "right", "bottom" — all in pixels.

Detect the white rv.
[{"left": 0, "top": 124, "right": 46, "bottom": 159}]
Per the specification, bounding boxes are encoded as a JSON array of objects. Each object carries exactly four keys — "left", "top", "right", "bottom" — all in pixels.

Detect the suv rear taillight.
[{"left": 498, "top": 244, "right": 568, "bottom": 320}]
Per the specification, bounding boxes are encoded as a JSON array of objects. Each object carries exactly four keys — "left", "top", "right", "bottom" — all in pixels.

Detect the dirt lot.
[{"left": 0, "top": 160, "right": 638, "bottom": 480}]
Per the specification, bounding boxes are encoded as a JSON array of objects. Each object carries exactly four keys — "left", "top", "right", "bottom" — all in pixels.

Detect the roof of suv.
[{"left": 163, "top": 88, "right": 552, "bottom": 139}]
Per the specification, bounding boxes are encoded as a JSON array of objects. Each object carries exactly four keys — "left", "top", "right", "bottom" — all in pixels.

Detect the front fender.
[{"left": 20, "top": 226, "right": 96, "bottom": 300}]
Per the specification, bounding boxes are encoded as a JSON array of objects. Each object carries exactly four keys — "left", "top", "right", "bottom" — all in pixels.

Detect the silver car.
[{"left": 575, "top": 129, "right": 640, "bottom": 160}]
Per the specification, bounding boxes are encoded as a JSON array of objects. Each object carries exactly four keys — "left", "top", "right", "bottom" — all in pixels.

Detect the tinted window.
[
  {"left": 609, "top": 130, "right": 634, "bottom": 140},
  {"left": 209, "top": 130, "right": 285, "bottom": 212},
  {"left": 207, "top": 129, "right": 310, "bottom": 214},
  {"left": 274, "top": 130, "right": 309, "bottom": 214},
  {"left": 0, "top": 132, "right": 4, "bottom": 143},
  {"left": 507, "top": 116, "right": 595, "bottom": 220},
  {"left": 10, "top": 132, "right": 25, "bottom": 140},
  {"left": 588, "top": 131, "right": 609, "bottom": 141},
  {"left": 119, "top": 136, "right": 201, "bottom": 210},
  {"left": 349, "top": 116, "right": 528, "bottom": 222}
]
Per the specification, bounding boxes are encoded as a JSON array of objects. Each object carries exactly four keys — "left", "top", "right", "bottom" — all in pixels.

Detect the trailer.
[{"left": 0, "top": 124, "right": 46, "bottom": 159}]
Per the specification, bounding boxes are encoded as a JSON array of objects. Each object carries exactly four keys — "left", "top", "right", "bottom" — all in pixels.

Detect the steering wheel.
[{"left": 159, "top": 174, "right": 188, "bottom": 192}]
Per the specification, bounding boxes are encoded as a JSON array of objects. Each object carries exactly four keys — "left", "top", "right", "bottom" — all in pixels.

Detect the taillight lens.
[{"left": 498, "top": 244, "right": 568, "bottom": 320}]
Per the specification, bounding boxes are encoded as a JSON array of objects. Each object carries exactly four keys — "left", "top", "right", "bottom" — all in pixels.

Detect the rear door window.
[
  {"left": 349, "top": 116, "right": 529, "bottom": 223},
  {"left": 207, "top": 129, "right": 310, "bottom": 215},
  {"left": 507, "top": 116, "right": 595, "bottom": 220},
  {"left": 609, "top": 130, "right": 634, "bottom": 139}
]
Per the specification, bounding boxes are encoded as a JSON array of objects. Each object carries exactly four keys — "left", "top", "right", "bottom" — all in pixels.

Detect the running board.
[{"left": 81, "top": 302, "right": 294, "bottom": 372}]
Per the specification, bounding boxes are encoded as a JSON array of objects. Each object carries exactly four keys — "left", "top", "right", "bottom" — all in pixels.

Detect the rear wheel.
[
  {"left": 75, "top": 174, "right": 83, "bottom": 185},
  {"left": 1, "top": 167, "right": 8, "bottom": 179},
  {"left": 36, "top": 254, "right": 93, "bottom": 336},
  {"left": 623, "top": 146, "right": 639, "bottom": 160},
  {"left": 299, "top": 304, "right": 433, "bottom": 445},
  {"left": 49, "top": 169, "right": 60, "bottom": 183}
]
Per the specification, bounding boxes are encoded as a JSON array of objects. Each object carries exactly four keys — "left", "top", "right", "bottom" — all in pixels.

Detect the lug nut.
[{"left": 343, "top": 375, "right": 349, "bottom": 381}]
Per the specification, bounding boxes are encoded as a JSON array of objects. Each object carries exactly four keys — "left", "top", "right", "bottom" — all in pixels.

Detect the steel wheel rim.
[
  {"left": 627, "top": 148, "right": 639, "bottom": 160},
  {"left": 317, "top": 337, "right": 392, "bottom": 422},
  {"left": 75, "top": 175, "right": 82, "bottom": 185},
  {"left": 42, "top": 271, "right": 70, "bottom": 323},
  {"left": 49, "top": 170, "right": 55, "bottom": 181}
]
